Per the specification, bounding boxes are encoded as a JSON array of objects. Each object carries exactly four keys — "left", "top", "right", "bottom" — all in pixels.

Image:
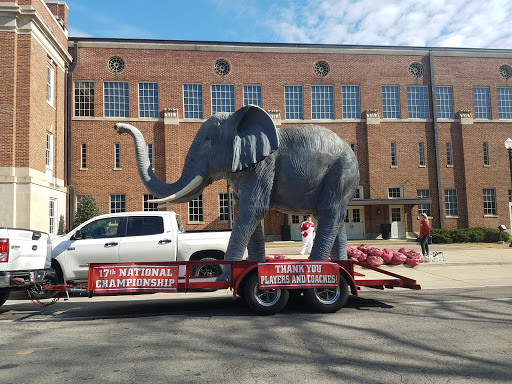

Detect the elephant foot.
[{"left": 216, "top": 264, "right": 232, "bottom": 282}]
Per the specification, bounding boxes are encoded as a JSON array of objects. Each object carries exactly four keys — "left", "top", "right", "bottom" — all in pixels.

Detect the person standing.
[
  {"left": 419, "top": 213, "right": 431, "bottom": 257},
  {"left": 299, "top": 215, "right": 315, "bottom": 255}
]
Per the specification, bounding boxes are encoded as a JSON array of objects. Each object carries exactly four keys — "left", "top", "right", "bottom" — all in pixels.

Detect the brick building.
[{"left": 2, "top": 1, "right": 512, "bottom": 241}]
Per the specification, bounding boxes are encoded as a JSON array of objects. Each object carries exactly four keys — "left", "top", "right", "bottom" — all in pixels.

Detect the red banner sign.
[
  {"left": 88, "top": 264, "right": 178, "bottom": 294},
  {"left": 258, "top": 262, "right": 339, "bottom": 289}
]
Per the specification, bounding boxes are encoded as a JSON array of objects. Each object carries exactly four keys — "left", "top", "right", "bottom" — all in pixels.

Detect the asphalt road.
[{"left": 1, "top": 286, "right": 511, "bottom": 384}]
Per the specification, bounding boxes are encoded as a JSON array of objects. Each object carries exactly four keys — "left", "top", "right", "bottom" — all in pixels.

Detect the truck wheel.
[
  {"left": 27, "top": 263, "right": 64, "bottom": 300},
  {"left": 192, "top": 257, "right": 223, "bottom": 277},
  {"left": 0, "top": 288, "right": 11, "bottom": 307},
  {"left": 303, "top": 274, "right": 349, "bottom": 313},
  {"left": 243, "top": 273, "right": 289, "bottom": 315}
]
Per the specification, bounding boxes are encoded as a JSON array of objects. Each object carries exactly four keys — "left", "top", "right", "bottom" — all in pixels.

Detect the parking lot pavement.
[{"left": 264, "top": 240, "right": 512, "bottom": 290}]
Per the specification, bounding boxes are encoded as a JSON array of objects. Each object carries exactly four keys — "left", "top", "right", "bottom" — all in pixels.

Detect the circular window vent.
[
  {"left": 314, "top": 61, "right": 330, "bottom": 77},
  {"left": 409, "top": 63, "right": 423, "bottom": 78},
  {"left": 108, "top": 57, "right": 125, "bottom": 73},
  {"left": 499, "top": 65, "right": 512, "bottom": 80},
  {"left": 214, "top": 59, "right": 230, "bottom": 76}
]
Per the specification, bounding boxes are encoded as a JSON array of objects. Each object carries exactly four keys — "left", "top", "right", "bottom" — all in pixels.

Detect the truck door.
[
  {"left": 64, "top": 217, "right": 123, "bottom": 281},
  {"left": 118, "top": 215, "right": 176, "bottom": 262}
]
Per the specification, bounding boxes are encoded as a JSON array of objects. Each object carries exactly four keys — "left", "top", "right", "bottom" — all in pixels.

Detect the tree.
[{"left": 73, "top": 195, "right": 100, "bottom": 228}]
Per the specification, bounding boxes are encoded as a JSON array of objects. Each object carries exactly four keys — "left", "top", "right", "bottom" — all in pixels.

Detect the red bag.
[
  {"left": 381, "top": 249, "right": 394, "bottom": 264},
  {"left": 357, "top": 253, "right": 368, "bottom": 262},
  {"left": 405, "top": 251, "right": 421, "bottom": 259},
  {"left": 391, "top": 252, "right": 406, "bottom": 265},
  {"left": 368, "top": 247, "right": 383, "bottom": 256},
  {"left": 367, "top": 255, "right": 384, "bottom": 267},
  {"left": 405, "top": 257, "right": 420, "bottom": 267},
  {"left": 274, "top": 254, "right": 289, "bottom": 260},
  {"left": 357, "top": 244, "right": 371, "bottom": 254}
]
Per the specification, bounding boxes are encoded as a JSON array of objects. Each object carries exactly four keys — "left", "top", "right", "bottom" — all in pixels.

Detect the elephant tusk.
[{"left": 148, "top": 175, "right": 204, "bottom": 204}]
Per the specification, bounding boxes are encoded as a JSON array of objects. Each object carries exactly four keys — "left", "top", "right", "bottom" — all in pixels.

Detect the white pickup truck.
[
  {"left": 0, "top": 228, "right": 55, "bottom": 307},
  {"left": 51, "top": 211, "right": 233, "bottom": 285}
]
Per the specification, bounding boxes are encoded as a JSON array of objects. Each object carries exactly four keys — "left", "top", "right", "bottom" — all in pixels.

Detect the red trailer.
[{"left": 36, "top": 259, "right": 420, "bottom": 315}]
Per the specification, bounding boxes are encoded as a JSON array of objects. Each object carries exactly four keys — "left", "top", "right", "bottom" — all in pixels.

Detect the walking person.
[
  {"left": 419, "top": 213, "right": 431, "bottom": 258},
  {"left": 299, "top": 215, "right": 315, "bottom": 255}
]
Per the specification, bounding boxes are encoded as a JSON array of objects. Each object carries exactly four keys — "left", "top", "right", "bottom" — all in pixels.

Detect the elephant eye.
[{"left": 204, "top": 136, "right": 212, "bottom": 143}]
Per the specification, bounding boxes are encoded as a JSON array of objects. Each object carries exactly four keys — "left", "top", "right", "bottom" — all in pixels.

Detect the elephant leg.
[
  {"left": 247, "top": 223, "right": 266, "bottom": 262},
  {"left": 308, "top": 210, "right": 341, "bottom": 261},
  {"left": 330, "top": 218, "right": 348, "bottom": 261}
]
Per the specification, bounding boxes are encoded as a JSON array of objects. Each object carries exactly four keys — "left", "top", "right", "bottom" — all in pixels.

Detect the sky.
[{"left": 67, "top": 0, "right": 512, "bottom": 49}]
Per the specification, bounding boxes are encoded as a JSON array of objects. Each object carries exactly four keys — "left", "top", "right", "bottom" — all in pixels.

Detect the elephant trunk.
[{"left": 114, "top": 123, "right": 195, "bottom": 202}]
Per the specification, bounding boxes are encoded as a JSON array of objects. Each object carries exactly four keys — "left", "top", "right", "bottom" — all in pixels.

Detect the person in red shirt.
[
  {"left": 419, "top": 213, "right": 431, "bottom": 257},
  {"left": 299, "top": 215, "right": 315, "bottom": 255}
]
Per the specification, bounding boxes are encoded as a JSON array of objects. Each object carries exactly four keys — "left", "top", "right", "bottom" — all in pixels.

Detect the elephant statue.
[{"left": 115, "top": 104, "right": 359, "bottom": 280}]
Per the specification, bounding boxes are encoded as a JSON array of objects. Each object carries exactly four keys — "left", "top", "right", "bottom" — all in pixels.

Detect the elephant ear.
[{"left": 231, "top": 105, "right": 279, "bottom": 173}]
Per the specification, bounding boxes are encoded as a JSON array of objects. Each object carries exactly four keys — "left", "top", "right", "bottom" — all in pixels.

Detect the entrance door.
[
  {"left": 344, "top": 207, "right": 365, "bottom": 239},
  {"left": 389, "top": 205, "right": 405, "bottom": 238}
]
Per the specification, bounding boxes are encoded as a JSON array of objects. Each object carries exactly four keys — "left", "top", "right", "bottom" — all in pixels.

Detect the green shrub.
[
  {"left": 73, "top": 195, "right": 100, "bottom": 228},
  {"left": 431, "top": 227, "right": 510, "bottom": 244}
]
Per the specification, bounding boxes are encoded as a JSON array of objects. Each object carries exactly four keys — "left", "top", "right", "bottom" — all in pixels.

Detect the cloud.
[{"left": 264, "top": 0, "right": 512, "bottom": 48}]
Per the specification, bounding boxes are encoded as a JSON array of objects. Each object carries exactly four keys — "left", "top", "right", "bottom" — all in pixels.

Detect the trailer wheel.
[
  {"left": 193, "top": 257, "right": 223, "bottom": 277},
  {"left": 0, "top": 288, "right": 11, "bottom": 307},
  {"left": 303, "top": 274, "right": 349, "bottom": 313},
  {"left": 243, "top": 273, "right": 289, "bottom": 315}
]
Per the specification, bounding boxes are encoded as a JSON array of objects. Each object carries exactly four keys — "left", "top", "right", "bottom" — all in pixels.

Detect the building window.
[
  {"left": 243, "top": 85, "right": 262, "bottom": 107},
  {"left": 473, "top": 87, "right": 491, "bottom": 119},
  {"left": 114, "top": 143, "right": 120, "bottom": 169},
  {"left": 211, "top": 84, "right": 235, "bottom": 114},
  {"left": 417, "top": 189, "right": 431, "bottom": 217},
  {"left": 49, "top": 198, "right": 57, "bottom": 235},
  {"left": 81, "top": 143, "right": 87, "bottom": 169},
  {"left": 188, "top": 194, "right": 203, "bottom": 222},
  {"left": 483, "top": 188, "right": 497, "bottom": 215},
  {"left": 311, "top": 85, "right": 334, "bottom": 119},
  {"left": 497, "top": 87, "right": 512, "bottom": 119},
  {"left": 353, "top": 186, "right": 363, "bottom": 199},
  {"left": 483, "top": 142, "right": 489, "bottom": 165},
  {"left": 143, "top": 194, "right": 159, "bottom": 211},
  {"left": 147, "top": 144, "right": 153, "bottom": 168},
  {"left": 139, "top": 82, "right": 159, "bottom": 118},
  {"left": 509, "top": 190, "right": 512, "bottom": 202},
  {"left": 382, "top": 85, "right": 400, "bottom": 119},
  {"left": 342, "top": 85, "right": 360, "bottom": 119},
  {"left": 110, "top": 194, "right": 126, "bottom": 213},
  {"left": 350, "top": 143, "right": 355, "bottom": 153},
  {"left": 446, "top": 142, "right": 452, "bottom": 166},
  {"left": 219, "top": 193, "right": 234, "bottom": 222},
  {"left": 104, "top": 82, "right": 129, "bottom": 117},
  {"left": 419, "top": 142, "right": 425, "bottom": 166},
  {"left": 46, "top": 63, "right": 54, "bottom": 106},
  {"left": 436, "top": 86, "right": 453, "bottom": 119},
  {"left": 285, "top": 85, "right": 303, "bottom": 120},
  {"left": 388, "top": 187, "right": 402, "bottom": 198},
  {"left": 407, "top": 86, "right": 429, "bottom": 119},
  {"left": 445, "top": 189, "right": 458, "bottom": 216},
  {"left": 391, "top": 142, "right": 397, "bottom": 166},
  {"left": 183, "top": 84, "right": 203, "bottom": 119},
  {"left": 74, "top": 81, "right": 94, "bottom": 116},
  {"left": 46, "top": 132, "right": 53, "bottom": 181}
]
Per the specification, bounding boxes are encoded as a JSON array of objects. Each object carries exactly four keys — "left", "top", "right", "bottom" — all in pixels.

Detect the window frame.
[
  {"left": 110, "top": 194, "right": 126, "bottom": 213},
  {"left": 311, "top": 85, "right": 334, "bottom": 120},
  {"left": 390, "top": 142, "right": 397, "bottom": 167},
  {"left": 74, "top": 81, "right": 95, "bottom": 117},
  {"left": 473, "top": 87, "right": 491, "bottom": 120},
  {"left": 436, "top": 86, "right": 453, "bottom": 119},
  {"left": 407, "top": 85, "right": 429, "bottom": 119},
  {"left": 183, "top": 83, "right": 203, "bottom": 119},
  {"left": 446, "top": 142, "right": 452, "bottom": 166},
  {"left": 382, "top": 85, "right": 400, "bottom": 119},
  {"left": 46, "top": 63, "right": 54, "bottom": 106},
  {"left": 211, "top": 84, "right": 235, "bottom": 114},
  {"left": 138, "top": 82, "right": 159, "bottom": 118},
  {"left": 143, "top": 194, "right": 159, "bottom": 212},
  {"left": 81, "top": 143, "right": 87, "bottom": 169},
  {"left": 444, "top": 189, "right": 458, "bottom": 217},
  {"left": 49, "top": 198, "right": 57, "bottom": 235},
  {"left": 417, "top": 189, "right": 431, "bottom": 217},
  {"left": 243, "top": 84, "right": 262, "bottom": 107},
  {"left": 114, "top": 143, "right": 121, "bottom": 169},
  {"left": 342, "top": 85, "right": 360, "bottom": 119},
  {"left": 219, "top": 192, "right": 234, "bottom": 222},
  {"left": 147, "top": 143, "right": 153, "bottom": 168},
  {"left": 483, "top": 142, "right": 489, "bottom": 166},
  {"left": 188, "top": 194, "right": 204, "bottom": 223},
  {"left": 418, "top": 142, "right": 425, "bottom": 166},
  {"left": 284, "top": 85, "right": 303, "bottom": 120},
  {"left": 483, "top": 188, "right": 497, "bottom": 216},
  {"left": 104, "top": 81, "right": 129, "bottom": 118},
  {"left": 497, "top": 87, "right": 512, "bottom": 120},
  {"left": 387, "top": 186, "right": 403, "bottom": 199}
]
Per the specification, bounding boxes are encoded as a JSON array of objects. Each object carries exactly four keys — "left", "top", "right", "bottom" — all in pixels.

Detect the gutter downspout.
[
  {"left": 65, "top": 41, "right": 78, "bottom": 231},
  {"left": 429, "top": 50, "right": 444, "bottom": 228}
]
